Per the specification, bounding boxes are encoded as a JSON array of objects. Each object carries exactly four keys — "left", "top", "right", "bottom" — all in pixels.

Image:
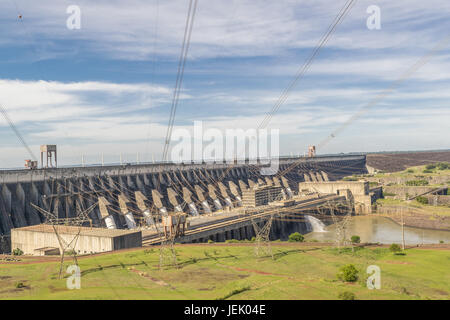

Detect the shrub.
[
  {"left": 425, "top": 164, "right": 436, "bottom": 170},
  {"left": 338, "top": 291, "right": 356, "bottom": 300},
  {"left": 416, "top": 196, "right": 428, "bottom": 205},
  {"left": 288, "top": 232, "right": 304, "bottom": 242},
  {"left": 15, "top": 282, "right": 25, "bottom": 289},
  {"left": 389, "top": 243, "right": 402, "bottom": 254},
  {"left": 350, "top": 235, "right": 361, "bottom": 244},
  {"left": 207, "top": 239, "right": 214, "bottom": 244},
  {"left": 439, "top": 240, "right": 444, "bottom": 244},
  {"left": 422, "top": 169, "right": 433, "bottom": 174},
  {"left": 12, "top": 248, "right": 23, "bottom": 256},
  {"left": 337, "top": 264, "right": 359, "bottom": 282},
  {"left": 250, "top": 236, "right": 256, "bottom": 242},
  {"left": 225, "top": 239, "right": 240, "bottom": 243},
  {"left": 382, "top": 192, "right": 396, "bottom": 197},
  {"left": 437, "top": 162, "right": 449, "bottom": 170},
  {"left": 406, "top": 169, "right": 414, "bottom": 173},
  {"left": 405, "top": 180, "right": 428, "bottom": 186}
]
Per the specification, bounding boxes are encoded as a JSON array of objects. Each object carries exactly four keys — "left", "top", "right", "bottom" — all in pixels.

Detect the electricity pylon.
[
  {"left": 30, "top": 201, "right": 96, "bottom": 279},
  {"left": 251, "top": 213, "right": 276, "bottom": 259}
]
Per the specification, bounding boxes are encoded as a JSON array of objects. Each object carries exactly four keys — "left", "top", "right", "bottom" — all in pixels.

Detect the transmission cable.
[{"left": 162, "top": 0, "right": 199, "bottom": 161}]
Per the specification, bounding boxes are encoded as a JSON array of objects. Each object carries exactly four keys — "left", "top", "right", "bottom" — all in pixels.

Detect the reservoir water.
[{"left": 304, "top": 216, "right": 450, "bottom": 245}]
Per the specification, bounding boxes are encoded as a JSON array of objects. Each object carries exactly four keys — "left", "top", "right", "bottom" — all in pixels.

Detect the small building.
[
  {"left": 242, "top": 185, "right": 283, "bottom": 207},
  {"left": 298, "top": 181, "right": 377, "bottom": 214},
  {"left": 11, "top": 225, "right": 142, "bottom": 255}
]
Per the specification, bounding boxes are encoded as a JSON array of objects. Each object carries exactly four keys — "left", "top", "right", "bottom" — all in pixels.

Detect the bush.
[
  {"left": 337, "top": 264, "right": 359, "bottom": 282},
  {"left": 207, "top": 239, "right": 214, "bottom": 244},
  {"left": 389, "top": 243, "right": 402, "bottom": 254},
  {"left": 338, "top": 291, "right": 356, "bottom": 300},
  {"left": 350, "top": 235, "right": 361, "bottom": 244},
  {"left": 225, "top": 239, "right": 240, "bottom": 243},
  {"left": 416, "top": 196, "right": 428, "bottom": 205},
  {"left": 342, "top": 176, "right": 358, "bottom": 181},
  {"left": 250, "top": 237, "right": 256, "bottom": 242},
  {"left": 437, "top": 162, "right": 449, "bottom": 170},
  {"left": 406, "top": 169, "right": 414, "bottom": 173},
  {"left": 425, "top": 164, "right": 436, "bottom": 170},
  {"left": 12, "top": 248, "right": 23, "bottom": 256},
  {"left": 288, "top": 232, "right": 304, "bottom": 242},
  {"left": 422, "top": 169, "right": 433, "bottom": 174},
  {"left": 405, "top": 180, "right": 429, "bottom": 186},
  {"left": 15, "top": 282, "right": 25, "bottom": 289}
]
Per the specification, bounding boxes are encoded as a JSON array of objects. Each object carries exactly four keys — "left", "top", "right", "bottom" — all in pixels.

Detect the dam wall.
[{"left": 0, "top": 155, "right": 367, "bottom": 248}]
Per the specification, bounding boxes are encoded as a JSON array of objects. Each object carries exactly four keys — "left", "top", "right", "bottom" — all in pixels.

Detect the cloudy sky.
[{"left": 0, "top": 0, "right": 449, "bottom": 168}]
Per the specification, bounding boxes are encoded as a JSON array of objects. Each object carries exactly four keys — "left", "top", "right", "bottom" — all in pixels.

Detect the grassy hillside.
[{"left": 0, "top": 244, "right": 448, "bottom": 300}]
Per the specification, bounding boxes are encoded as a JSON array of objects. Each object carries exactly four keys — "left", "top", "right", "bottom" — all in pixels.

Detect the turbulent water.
[
  {"left": 304, "top": 216, "right": 450, "bottom": 245},
  {"left": 306, "top": 215, "right": 327, "bottom": 233}
]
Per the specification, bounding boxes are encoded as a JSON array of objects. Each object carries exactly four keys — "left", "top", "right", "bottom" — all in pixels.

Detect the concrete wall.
[
  {"left": 113, "top": 232, "right": 142, "bottom": 250},
  {"left": 383, "top": 186, "right": 436, "bottom": 200},
  {"left": 298, "top": 181, "right": 375, "bottom": 214},
  {"left": 11, "top": 228, "right": 142, "bottom": 255},
  {"left": 425, "top": 195, "right": 450, "bottom": 206},
  {"left": 298, "top": 181, "right": 370, "bottom": 196}
]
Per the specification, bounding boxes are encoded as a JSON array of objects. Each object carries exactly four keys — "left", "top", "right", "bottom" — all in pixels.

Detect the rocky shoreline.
[{"left": 375, "top": 211, "right": 450, "bottom": 231}]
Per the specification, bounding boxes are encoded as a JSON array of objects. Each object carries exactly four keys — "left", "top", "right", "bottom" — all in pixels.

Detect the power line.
[
  {"left": 162, "top": 0, "right": 199, "bottom": 161},
  {"left": 0, "top": 104, "right": 37, "bottom": 161},
  {"left": 258, "top": 0, "right": 357, "bottom": 130}
]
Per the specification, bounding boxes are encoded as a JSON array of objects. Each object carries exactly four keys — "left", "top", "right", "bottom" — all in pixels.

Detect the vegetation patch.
[
  {"left": 405, "top": 180, "right": 429, "bottom": 186},
  {"left": 337, "top": 264, "right": 359, "bottom": 282},
  {"left": 288, "top": 232, "right": 304, "bottom": 242},
  {"left": 338, "top": 291, "right": 356, "bottom": 300}
]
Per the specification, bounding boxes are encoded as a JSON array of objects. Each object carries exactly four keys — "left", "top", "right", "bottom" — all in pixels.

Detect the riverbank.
[{"left": 373, "top": 211, "right": 450, "bottom": 231}]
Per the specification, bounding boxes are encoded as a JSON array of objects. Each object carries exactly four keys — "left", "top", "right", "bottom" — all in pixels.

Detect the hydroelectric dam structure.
[{"left": 0, "top": 154, "right": 367, "bottom": 252}]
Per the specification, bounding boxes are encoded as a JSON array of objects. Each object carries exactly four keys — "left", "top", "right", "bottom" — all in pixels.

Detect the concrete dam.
[{"left": 0, "top": 155, "right": 367, "bottom": 252}]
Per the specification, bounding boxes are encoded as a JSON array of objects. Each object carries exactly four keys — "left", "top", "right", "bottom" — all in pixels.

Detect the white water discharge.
[{"left": 306, "top": 215, "right": 327, "bottom": 233}]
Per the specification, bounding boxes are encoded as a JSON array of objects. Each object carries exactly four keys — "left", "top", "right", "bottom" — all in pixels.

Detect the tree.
[
  {"left": 288, "top": 232, "right": 304, "bottom": 242},
  {"left": 350, "top": 235, "right": 361, "bottom": 244},
  {"left": 416, "top": 196, "right": 428, "bottom": 205},
  {"left": 337, "top": 264, "right": 359, "bottom": 282},
  {"left": 389, "top": 243, "right": 402, "bottom": 254},
  {"left": 12, "top": 248, "right": 23, "bottom": 256}
]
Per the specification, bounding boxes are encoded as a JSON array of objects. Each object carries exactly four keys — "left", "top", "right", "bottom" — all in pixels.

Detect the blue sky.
[{"left": 0, "top": 0, "right": 449, "bottom": 168}]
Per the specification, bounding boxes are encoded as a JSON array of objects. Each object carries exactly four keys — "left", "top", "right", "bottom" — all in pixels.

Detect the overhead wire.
[{"left": 162, "top": 0, "right": 199, "bottom": 161}]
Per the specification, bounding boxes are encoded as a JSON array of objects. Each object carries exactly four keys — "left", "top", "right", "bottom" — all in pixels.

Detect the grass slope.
[{"left": 0, "top": 244, "right": 448, "bottom": 300}]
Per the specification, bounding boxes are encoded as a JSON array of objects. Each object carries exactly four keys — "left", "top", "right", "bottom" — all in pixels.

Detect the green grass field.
[{"left": 1, "top": 244, "right": 448, "bottom": 300}]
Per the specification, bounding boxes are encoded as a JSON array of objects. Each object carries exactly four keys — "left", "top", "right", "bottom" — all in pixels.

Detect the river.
[{"left": 304, "top": 216, "right": 450, "bottom": 245}]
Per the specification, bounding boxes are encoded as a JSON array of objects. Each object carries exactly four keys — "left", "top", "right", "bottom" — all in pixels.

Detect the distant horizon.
[{"left": 1, "top": 148, "right": 449, "bottom": 171}]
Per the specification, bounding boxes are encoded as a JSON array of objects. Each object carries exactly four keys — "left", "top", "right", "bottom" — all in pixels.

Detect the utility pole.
[{"left": 401, "top": 207, "right": 405, "bottom": 250}]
